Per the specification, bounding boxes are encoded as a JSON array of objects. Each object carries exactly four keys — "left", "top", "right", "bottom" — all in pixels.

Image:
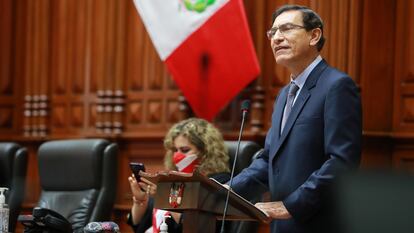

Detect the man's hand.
[{"left": 255, "top": 201, "right": 292, "bottom": 219}]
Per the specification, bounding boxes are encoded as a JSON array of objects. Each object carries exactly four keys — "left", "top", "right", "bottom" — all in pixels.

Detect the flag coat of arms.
[{"left": 133, "top": 0, "right": 260, "bottom": 120}]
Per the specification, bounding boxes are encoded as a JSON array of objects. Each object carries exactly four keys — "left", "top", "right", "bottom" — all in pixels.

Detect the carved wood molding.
[
  {"left": 393, "top": 0, "right": 414, "bottom": 132},
  {"left": 23, "top": 95, "right": 49, "bottom": 138},
  {"left": 96, "top": 90, "right": 126, "bottom": 135}
]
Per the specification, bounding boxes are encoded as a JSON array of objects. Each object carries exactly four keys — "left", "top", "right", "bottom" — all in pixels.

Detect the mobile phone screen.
[{"left": 129, "top": 162, "right": 145, "bottom": 181}]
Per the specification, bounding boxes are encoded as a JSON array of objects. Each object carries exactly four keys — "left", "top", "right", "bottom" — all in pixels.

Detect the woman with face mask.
[{"left": 127, "top": 118, "right": 230, "bottom": 233}]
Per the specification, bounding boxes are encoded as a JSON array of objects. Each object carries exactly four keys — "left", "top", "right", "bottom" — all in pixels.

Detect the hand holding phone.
[{"left": 129, "top": 162, "right": 145, "bottom": 181}]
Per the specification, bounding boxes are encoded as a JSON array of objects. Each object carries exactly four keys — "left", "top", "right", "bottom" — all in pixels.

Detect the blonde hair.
[{"left": 163, "top": 118, "right": 230, "bottom": 175}]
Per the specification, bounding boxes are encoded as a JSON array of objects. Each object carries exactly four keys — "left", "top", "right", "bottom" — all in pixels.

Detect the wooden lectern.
[{"left": 141, "top": 171, "right": 270, "bottom": 233}]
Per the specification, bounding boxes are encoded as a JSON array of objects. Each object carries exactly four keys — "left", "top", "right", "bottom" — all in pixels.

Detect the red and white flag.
[{"left": 133, "top": 0, "right": 260, "bottom": 120}]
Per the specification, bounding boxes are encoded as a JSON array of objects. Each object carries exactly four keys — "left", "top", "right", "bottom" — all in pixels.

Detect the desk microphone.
[{"left": 219, "top": 99, "right": 250, "bottom": 233}]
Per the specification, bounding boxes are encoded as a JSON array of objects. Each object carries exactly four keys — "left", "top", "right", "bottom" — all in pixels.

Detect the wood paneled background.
[{"left": 0, "top": 0, "right": 413, "bottom": 232}]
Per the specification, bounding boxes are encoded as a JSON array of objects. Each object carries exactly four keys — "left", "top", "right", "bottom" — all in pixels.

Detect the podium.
[{"left": 142, "top": 171, "right": 270, "bottom": 233}]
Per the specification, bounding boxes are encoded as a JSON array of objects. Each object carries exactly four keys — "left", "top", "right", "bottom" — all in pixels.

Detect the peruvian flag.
[{"left": 133, "top": 0, "right": 260, "bottom": 120}]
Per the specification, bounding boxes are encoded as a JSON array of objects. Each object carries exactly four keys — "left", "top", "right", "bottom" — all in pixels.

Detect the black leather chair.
[
  {"left": 36, "top": 139, "right": 118, "bottom": 232},
  {"left": 224, "top": 140, "right": 263, "bottom": 233},
  {"left": 226, "top": 141, "right": 263, "bottom": 176},
  {"left": 0, "top": 142, "right": 28, "bottom": 233}
]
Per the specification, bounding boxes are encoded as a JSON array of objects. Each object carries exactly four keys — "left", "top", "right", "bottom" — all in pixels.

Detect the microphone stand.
[{"left": 219, "top": 109, "right": 248, "bottom": 233}]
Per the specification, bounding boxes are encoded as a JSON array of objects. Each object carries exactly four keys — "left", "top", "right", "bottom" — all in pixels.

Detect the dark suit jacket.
[{"left": 231, "top": 60, "right": 362, "bottom": 233}]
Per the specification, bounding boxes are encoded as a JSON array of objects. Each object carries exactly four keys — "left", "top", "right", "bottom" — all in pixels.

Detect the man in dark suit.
[{"left": 230, "top": 4, "right": 362, "bottom": 233}]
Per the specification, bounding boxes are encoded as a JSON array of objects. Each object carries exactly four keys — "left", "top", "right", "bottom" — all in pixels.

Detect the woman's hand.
[
  {"left": 128, "top": 175, "right": 158, "bottom": 204},
  {"left": 128, "top": 175, "right": 158, "bottom": 225},
  {"left": 139, "top": 177, "right": 158, "bottom": 196}
]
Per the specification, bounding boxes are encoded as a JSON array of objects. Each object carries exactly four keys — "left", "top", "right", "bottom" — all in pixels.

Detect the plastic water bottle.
[{"left": 0, "top": 187, "right": 9, "bottom": 233}]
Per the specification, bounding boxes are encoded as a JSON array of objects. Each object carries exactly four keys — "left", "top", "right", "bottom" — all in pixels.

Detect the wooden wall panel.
[
  {"left": 126, "top": 101, "right": 143, "bottom": 126},
  {"left": 239, "top": 0, "right": 266, "bottom": 133},
  {"left": 49, "top": 0, "right": 91, "bottom": 136},
  {"left": 51, "top": 104, "right": 66, "bottom": 129},
  {"left": 11, "top": 0, "right": 28, "bottom": 136},
  {"left": 0, "top": 0, "right": 13, "bottom": 96},
  {"left": 393, "top": 0, "right": 414, "bottom": 135},
  {"left": 312, "top": 0, "right": 362, "bottom": 82},
  {"left": 360, "top": 0, "right": 396, "bottom": 133},
  {"left": 0, "top": 0, "right": 17, "bottom": 134},
  {"left": 112, "top": 0, "right": 127, "bottom": 134},
  {"left": 49, "top": 0, "right": 67, "bottom": 96},
  {"left": 393, "top": 146, "right": 414, "bottom": 173},
  {"left": 390, "top": 0, "right": 414, "bottom": 173},
  {"left": 166, "top": 98, "right": 182, "bottom": 123},
  {"left": 360, "top": 136, "right": 393, "bottom": 169},
  {"left": 22, "top": 0, "right": 34, "bottom": 137},
  {"left": 125, "top": 0, "right": 144, "bottom": 92},
  {"left": 0, "top": 106, "right": 13, "bottom": 129},
  {"left": 1, "top": 0, "right": 414, "bottom": 233},
  {"left": 103, "top": 0, "right": 116, "bottom": 94},
  {"left": 347, "top": 0, "right": 363, "bottom": 83},
  {"left": 91, "top": 0, "right": 108, "bottom": 134},
  {"left": 19, "top": 0, "right": 50, "bottom": 137},
  {"left": 69, "top": 0, "right": 87, "bottom": 96}
]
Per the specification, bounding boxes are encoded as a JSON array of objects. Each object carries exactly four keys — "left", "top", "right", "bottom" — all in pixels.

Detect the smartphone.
[{"left": 129, "top": 162, "right": 145, "bottom": 181}]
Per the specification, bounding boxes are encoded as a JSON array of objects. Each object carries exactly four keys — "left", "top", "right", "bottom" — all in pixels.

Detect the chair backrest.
[
  {"left": 225, "top": 140, "right": 262, "bottom": 176},
  {"left": 0, "top": 142, "right": 28, "bottom": 233},
  {"left": 36, "top": 139, "right": 118, "bottom": 232},
  {"left": 224, "top": 140, "right": 262, "bottom": 233}
]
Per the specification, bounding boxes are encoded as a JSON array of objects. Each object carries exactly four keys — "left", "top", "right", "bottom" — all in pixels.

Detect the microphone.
[
  {"left": 220, "top": 99, "right": 250, "bottom": 233},
  {"left": 240, "top": 99, "right": 250, "bottom": 116}
]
